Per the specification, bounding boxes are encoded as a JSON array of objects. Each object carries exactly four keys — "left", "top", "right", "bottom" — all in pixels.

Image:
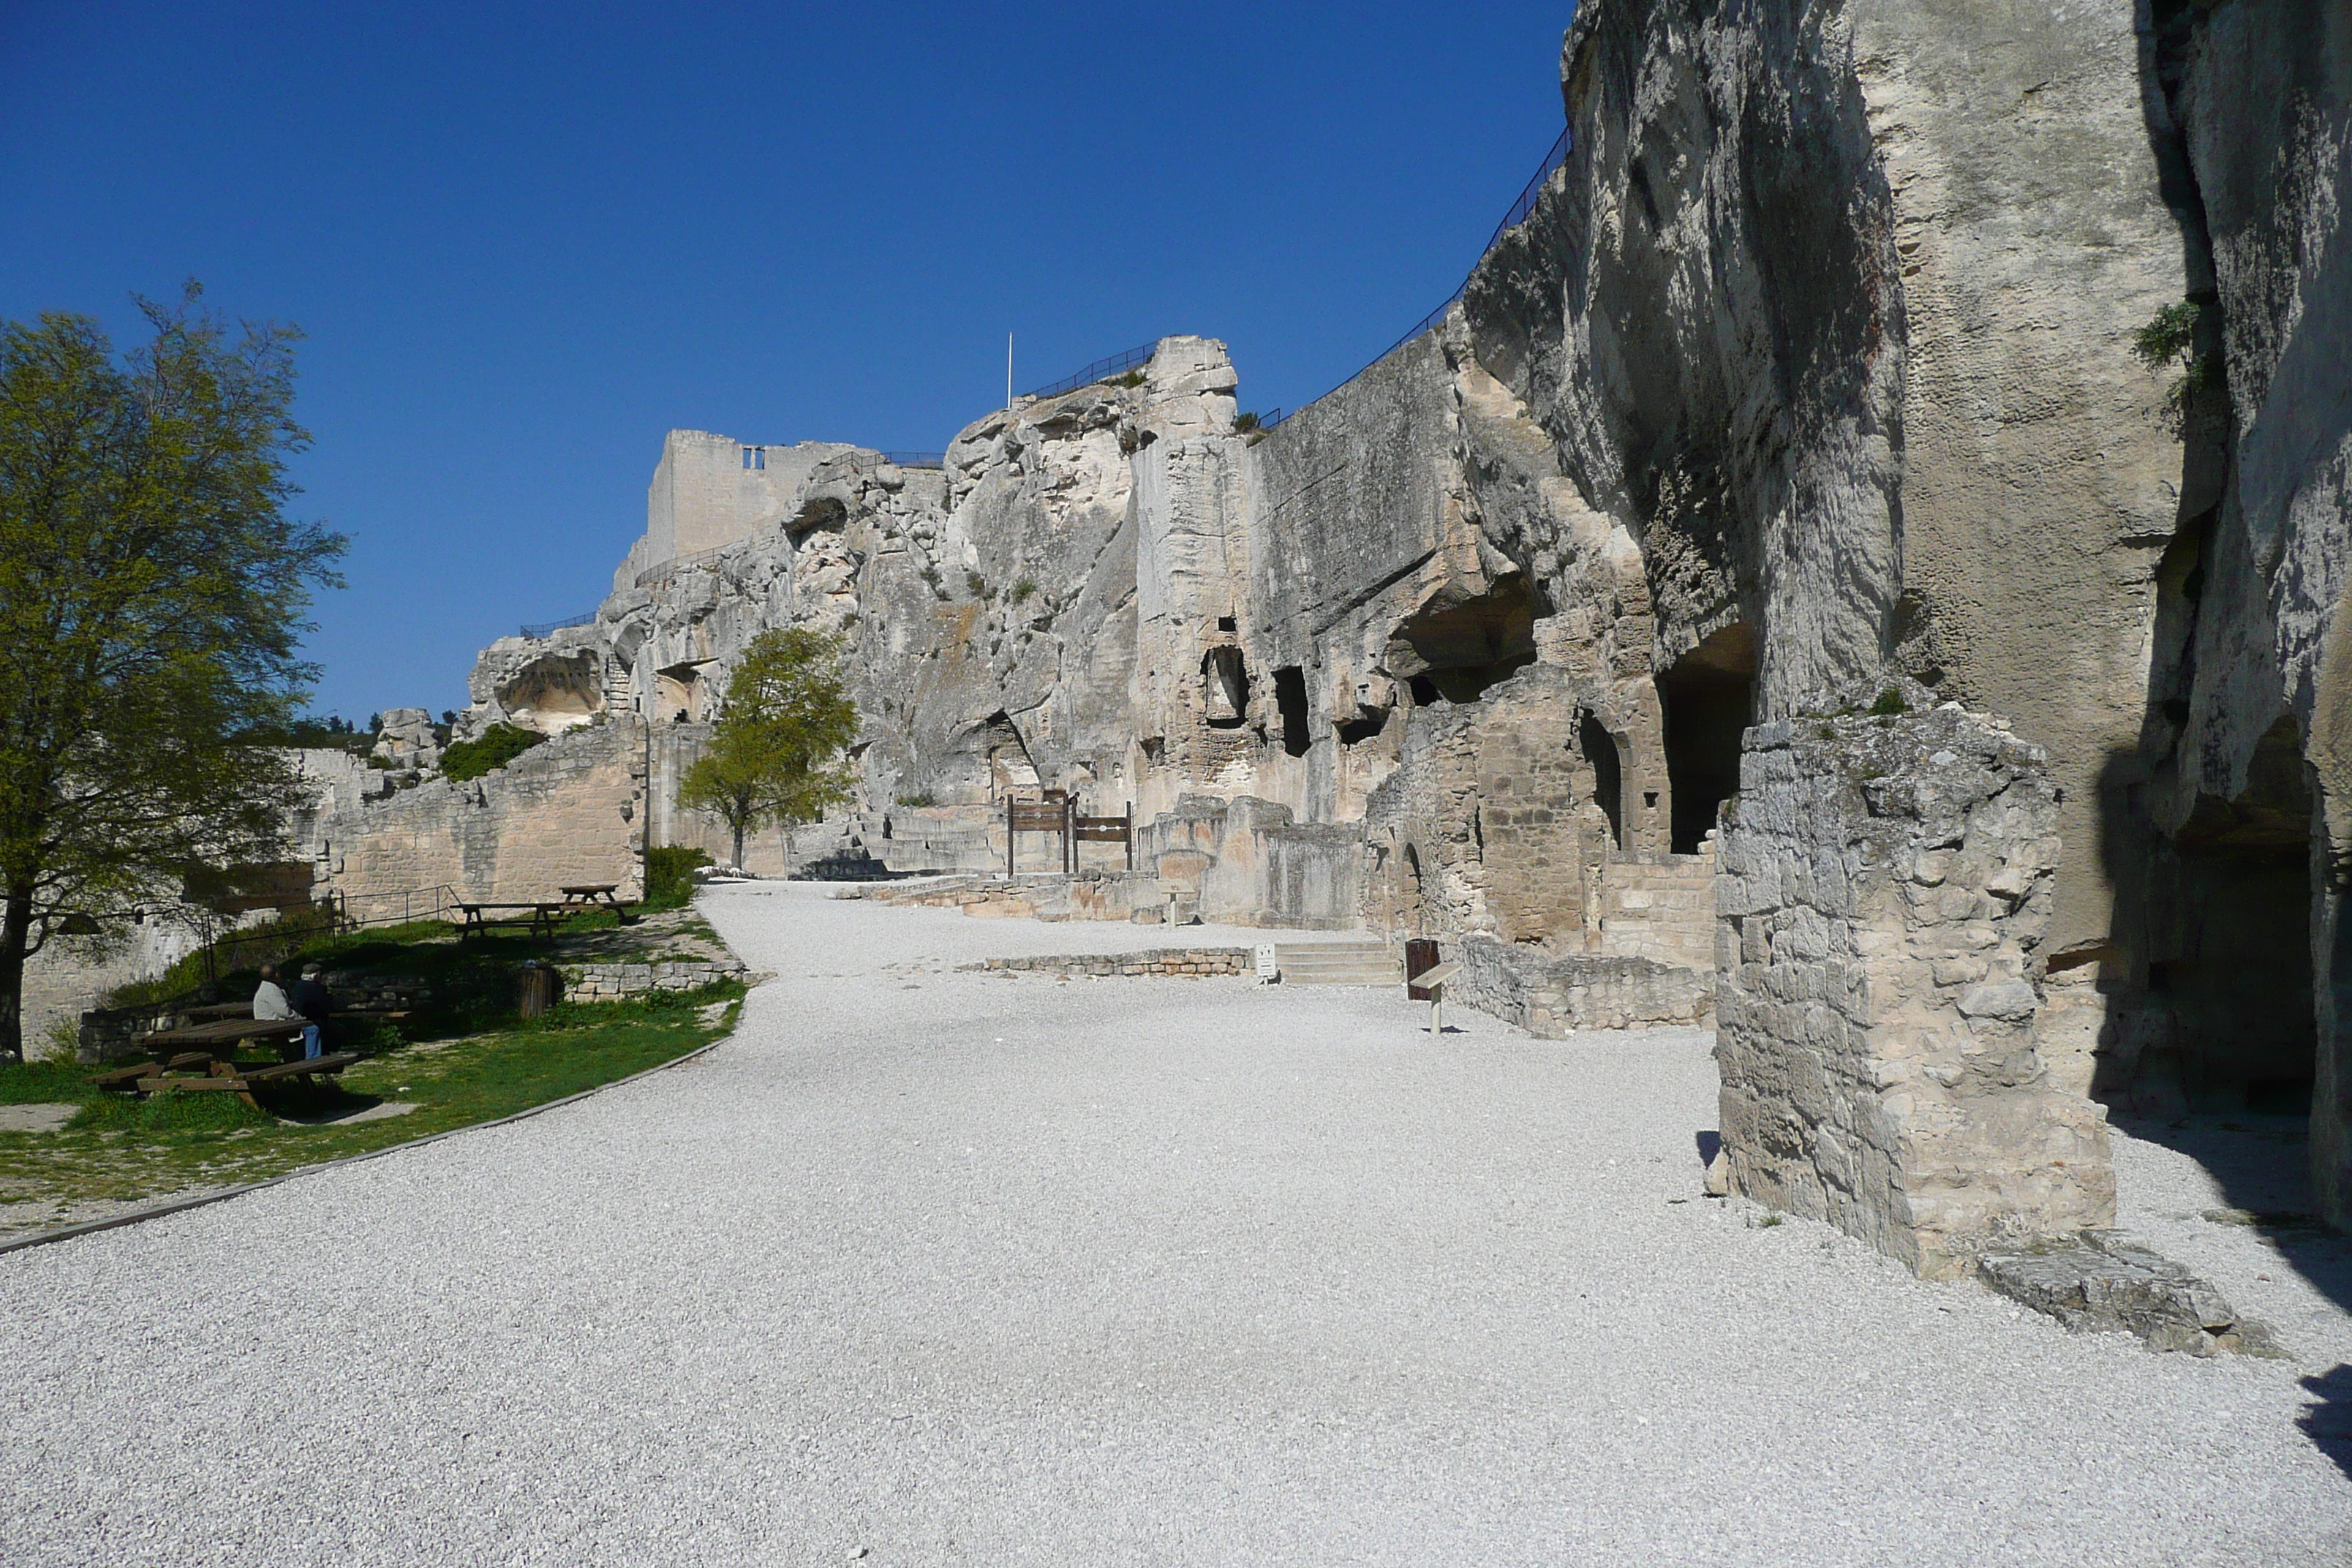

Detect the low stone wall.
[
  {"left": 559, "top": 957, "right": 747, "bottom": 1001},
  {"left": 872, "top": 870, "right": 1170, "bottom": 923},
  {"left": 1714, "top": 695, "right": 2116, "bottom": 1279},
  {"left": 966, "top": 948, "right": 1251, "bottom": 979},
  {"left": 1450, "top": 936, "right": 1712, "bottom": 1036}
]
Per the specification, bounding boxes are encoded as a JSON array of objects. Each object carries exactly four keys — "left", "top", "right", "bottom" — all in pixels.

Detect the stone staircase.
[{"left": 1273, "top": 940, "right": 1402, "bottom": 987}]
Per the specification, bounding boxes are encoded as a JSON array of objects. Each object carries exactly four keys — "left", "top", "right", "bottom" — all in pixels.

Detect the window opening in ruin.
[
  {"left": 1337, "top": 707, "right": 1389, "bottom": 746},
  {"left": 1216, "top": 615, "right": 1237, "bottom": 633},
  {"left": 1202, "top": 647, "right": 1250, "bottom": 729},
  {"left": 1578, "top": 712, "right": 1623, "bottom": 849},
  {"left": 1409, "top": 675, "right": 1440, "bottom": 707},
  {"left": 742, "top": 446, "right": 765, "bottom": 471},
  {"left": 1643, "top": 791, "right": 1659, "bottom": 808},
  {"left": 1273, "top": 667, "right": 1311, "bottom": 758},
  {"left": 1657, "top": 621, "right": 1757, "bottom": 853},
  {"left": 2142, "top": 713, "right": 2315, "bottom": 1115}
]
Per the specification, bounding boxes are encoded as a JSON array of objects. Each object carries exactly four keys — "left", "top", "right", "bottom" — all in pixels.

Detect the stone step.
[{"left": 1274, "top": 942, "right": 1402, "bottom": 986}]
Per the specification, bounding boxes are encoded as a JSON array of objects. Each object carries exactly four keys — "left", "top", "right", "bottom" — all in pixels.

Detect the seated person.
[
  {"left": 287, "top": 965, "right": 334, "bottom": 1061},
  {"left": 252, "top": 964, "right": 322, "bottom": 1060}
]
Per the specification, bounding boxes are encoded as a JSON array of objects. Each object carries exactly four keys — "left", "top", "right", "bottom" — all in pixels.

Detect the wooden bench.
[
  {"left": 456, "top": 901, "right": 573, "bottom": 942},
  {"left": 134, "top": 1052, "right": 361, "bottom": 1109}
]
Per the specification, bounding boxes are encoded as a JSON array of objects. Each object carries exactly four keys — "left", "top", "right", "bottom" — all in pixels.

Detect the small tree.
[
  {"left": 0, "top": 287, "right": 344, "bottom": 1060},
  {"left": 676, "top": 627, "right": 860, "bottom": 868}
]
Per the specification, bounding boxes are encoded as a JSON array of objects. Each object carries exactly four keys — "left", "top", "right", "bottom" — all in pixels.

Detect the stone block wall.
[
  {"left": 1596, "top": 846, "right": 1718, "bottom": 970},
  {"left": 560, "top": 957, "right": 747, "bottom": 1000},
  {"left": 1714, "top": 697, "right": 2115, "bottom": 1278},
  {"left": 967, "top": 948, "right": 1251, "bottom": 979},
  {"left": 318, "top": 721, "right": 646, "bottom": 905},
  {"left": 1449, "top": 936, "right": 1712, "bottom": 1036}
]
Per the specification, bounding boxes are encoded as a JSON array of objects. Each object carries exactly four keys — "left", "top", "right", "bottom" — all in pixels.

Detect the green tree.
[
  {"left": 0, "top": 287, "right": 344, "bottom": 1060},
  {"left": 676, "top": 627, "right": 860, "bottom": 868}
]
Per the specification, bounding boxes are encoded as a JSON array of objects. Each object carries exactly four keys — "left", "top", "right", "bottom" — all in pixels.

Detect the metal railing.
[
  {"left": 878, "top": 450, "right": 945, "bottom": 469},
  {"left": 1263, "top": 125, "right": 1573, "bottom": 433},
  {"left": 520, "top": 611, "right": 596, "bottom": 639},
  {"left": 1025, "top": 341, "right": 1161, "bottom": 401}
]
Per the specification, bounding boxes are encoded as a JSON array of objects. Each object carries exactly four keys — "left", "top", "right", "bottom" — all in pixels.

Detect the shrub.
[
  {"left": 1232, "top": 411, "right": 1262, "bottom": 434},
  {"left": 641, "top": 846, "right": 711, "bottom": 911},
  {"left": 1010, "top": 578, "right": 1037, "bottom": 604},
  {"left": 1868, "top": 687, "right": 1909, "bottom": 717},
  {"left": 440, "top": 723, "right": 546, "bottom": 783},
  {"left": 965, "top": 570, "right": 988, "bottom": 599},
  {"left": 1115, "top": 369, "right": 1146, "bottom": 388}
]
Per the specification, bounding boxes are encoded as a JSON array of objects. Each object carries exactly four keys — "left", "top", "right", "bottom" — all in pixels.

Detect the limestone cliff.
[{"left": 295, "top": 0, "right": 2351, "bottom": 1256}]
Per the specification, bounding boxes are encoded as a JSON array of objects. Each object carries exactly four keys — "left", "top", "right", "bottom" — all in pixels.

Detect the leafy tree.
[
  {"left": 677, "top": 627, "right": 860, "bottom": 867},
  {"left": 0, "top": 286, "right": 344, "bottom": 1060}
]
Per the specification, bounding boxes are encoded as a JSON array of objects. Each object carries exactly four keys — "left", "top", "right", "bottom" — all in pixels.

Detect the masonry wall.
[
  {"left": 1714, "top": 695, "right": 2114, "bottom": 1278},
  {"left": 319, "top": 721, "right": 647, "bottom": 905}
]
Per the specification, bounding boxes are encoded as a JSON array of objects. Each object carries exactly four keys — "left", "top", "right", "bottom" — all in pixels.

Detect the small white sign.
[
  {"left": 1416, "top": 961, "right": 1463, "bottom": 990},
  {"left": 1254, "top": 944, "right": 1279, "bottom": 981}
]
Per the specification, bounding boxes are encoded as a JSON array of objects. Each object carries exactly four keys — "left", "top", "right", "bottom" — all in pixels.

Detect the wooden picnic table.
[
  {"left": 144, "top": 1017, "right": 310, "bottom": 1052},
  {"left": 93, "top": 1017, "right": 358, "bottom": 1109},
  {"left": 456, "top": 900, "right": 573, "bottom": 941},
  {"left": 560, "top": 883, "right": 622, "bottom": 908}
]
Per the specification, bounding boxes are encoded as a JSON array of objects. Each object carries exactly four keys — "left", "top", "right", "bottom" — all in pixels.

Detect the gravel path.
[{"left": 3, "top": 883, "right": 2347, "bottom": 1565}]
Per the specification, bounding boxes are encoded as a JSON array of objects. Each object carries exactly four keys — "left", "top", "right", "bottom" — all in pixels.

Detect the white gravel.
[{"left": 3, "top": 882, "right": 2347, "bottom": 1566}]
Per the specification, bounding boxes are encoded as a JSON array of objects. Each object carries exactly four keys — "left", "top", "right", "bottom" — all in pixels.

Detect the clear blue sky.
[{"left": 2, "top": 1, "right": 1578, "bottom": 723}]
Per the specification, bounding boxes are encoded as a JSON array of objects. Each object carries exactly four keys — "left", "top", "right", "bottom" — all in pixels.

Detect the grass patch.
[{"left": 0, "top": 980, "right": 745, "bottom": 1218}]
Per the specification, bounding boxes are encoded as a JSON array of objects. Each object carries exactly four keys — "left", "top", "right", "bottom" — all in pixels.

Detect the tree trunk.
[
  {"left": 731, "top": 820, "right": 746, "bottom": 870},
  {"left": 0, "top": 887, "right": 34, "bottom": 1064}
]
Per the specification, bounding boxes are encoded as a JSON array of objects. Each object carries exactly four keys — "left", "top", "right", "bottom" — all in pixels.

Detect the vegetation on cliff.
[{"left": 439, "top": 721, "right": 546, "bottom": 782}]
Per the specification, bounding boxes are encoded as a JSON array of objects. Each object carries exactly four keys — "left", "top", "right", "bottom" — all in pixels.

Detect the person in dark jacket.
[{"left": 287, "top": 965, "right": 333, "bottom": 1060}]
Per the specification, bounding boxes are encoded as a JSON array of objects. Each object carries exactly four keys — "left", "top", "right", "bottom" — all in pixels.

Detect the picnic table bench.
[
  {"left": 456, "top": 900, "right": 573, "bottom": 942},
  {"left": 94, "top": 1017, "right": 358, "bottom": 1109}
]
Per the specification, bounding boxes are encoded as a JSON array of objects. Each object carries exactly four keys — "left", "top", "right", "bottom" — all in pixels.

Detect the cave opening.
[
  {"left": 2146, "top": 715, "right": 2315, "bottom": 1113},
  {"left": 1657, "top": 621, "right": 1757, "bottom": 853},
  {"left": 1337, "top": 706, "right": 1389, "bottom": 746},
  {"left": 1273, "top": 667, "right": 1311, "bottom": 758},
  {"left": 1387, "top": 576, "right": 1546, "bottom": 704},
  {"left": 1202, "top": 646, "right": 1250, "bottom": 729},
  {"left": 1578, "top": 712, "right": 1624, "bottom": 850}
]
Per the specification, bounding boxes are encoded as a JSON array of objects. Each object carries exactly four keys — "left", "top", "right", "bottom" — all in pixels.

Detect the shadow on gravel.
[
  {"left": 2109, "top": 1112, "right": 2352, "bottom": 1320},
  {"left": 2300, "top": 1365, "right": 2352, "bottom": 1480}
]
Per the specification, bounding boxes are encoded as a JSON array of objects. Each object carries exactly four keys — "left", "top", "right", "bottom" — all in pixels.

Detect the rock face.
[{"left": 291, "top": 1, "right": 2352, "bottom": 1264}]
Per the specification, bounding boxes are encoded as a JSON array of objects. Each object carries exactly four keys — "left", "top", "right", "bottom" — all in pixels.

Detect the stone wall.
[
  {"left": 559, "top": 956, "right": 748, "bottom": 1001},
  {"left": 1449, "top": 937, "right": 1713, "bottom": 1037},
  {"left": 317, "top": 720, "right": 645, "bottom": 905},
  {"left": 968, "top": 948, "right": 1251, "bottom": 979},
  {"left": 1714, "top": 694, "right": 2114, "bottom": 1278}
]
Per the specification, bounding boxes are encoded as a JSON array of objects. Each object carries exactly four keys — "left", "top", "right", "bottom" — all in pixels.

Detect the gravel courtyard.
[{"left": 4, "top": 883, "right": 2348, "bottom": 1565}]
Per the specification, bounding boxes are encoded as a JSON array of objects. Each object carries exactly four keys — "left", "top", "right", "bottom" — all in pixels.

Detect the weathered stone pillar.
[{"left": 1714, "top": 695, "right": 2114, "bottom": 1278}]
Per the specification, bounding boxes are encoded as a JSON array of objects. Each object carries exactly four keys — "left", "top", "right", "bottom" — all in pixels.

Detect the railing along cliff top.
[{"left": 1263, "top": 124, "right": 1572, "bottom": 432}]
